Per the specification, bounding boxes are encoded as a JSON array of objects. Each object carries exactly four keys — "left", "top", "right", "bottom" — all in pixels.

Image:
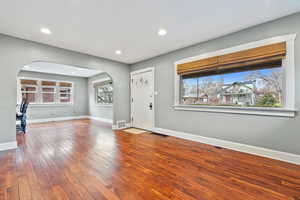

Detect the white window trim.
[
  {"left": 41, "top": 93, "right": 56, "bottom": 104},
  {"left": 58, "top": 86, "right": 73, "bottom": 103},
  {"left": 20, "top": 84, "right": 38, "bottom": 104},
  {"left": 21, "top": 85, "right": 38, "bottom": 93},
  {"left": 41, "top": 85, "right": 57, "bottom": 104},
  {"left": 173, "top": 34, "right": 297, "bottom": 117},
  {"left": 92, "top": 78, "right": 113, "bottom": 106},
  {"left": 17, "top": 77, "right": 74, "bottom": 105}
]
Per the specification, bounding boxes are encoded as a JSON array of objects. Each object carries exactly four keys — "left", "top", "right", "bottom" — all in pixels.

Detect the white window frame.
[
  {"left": 20, "top": 84, "right": 38, "bottom": 104},
  {"left": 41, "top": 82, "right": 57, "bottom": 104},
  {"left": 17, "top": 77, "right": 74, "bottom": 105},
  {"left": 58, "top": 86, "right": 73, "bottom": 104},
  {"left": 173, "top": 34, "right": 297, "bottom": 117},
  {"left": 93, "top": 78, "right": 113, "bottom": 106}
]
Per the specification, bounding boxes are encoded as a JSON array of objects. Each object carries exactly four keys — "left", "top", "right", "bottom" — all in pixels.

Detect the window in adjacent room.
[
  {"left": 18, "top": 78, "right": 74, "bottom": 104},
  {"left": 20, "top": 79, "right": 38, "bottom": 103},
  {"left": 58, "top": 82, "right": 73, "bottom": 103},
  {"left": 94, "top": 80, "right": 113, "bottom": 104},
  {"left": 41, "top": 81, "right": 57, "bottom": 103}
]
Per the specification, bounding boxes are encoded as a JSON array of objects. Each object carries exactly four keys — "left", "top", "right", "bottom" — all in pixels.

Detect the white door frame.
[{"left": 130, "top": 67, "right": 155, "bottom": 131}]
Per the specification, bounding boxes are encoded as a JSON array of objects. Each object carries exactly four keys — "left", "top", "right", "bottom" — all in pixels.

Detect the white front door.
[{"left": 131, "top": 68, "right": 154, "bottom": 131}]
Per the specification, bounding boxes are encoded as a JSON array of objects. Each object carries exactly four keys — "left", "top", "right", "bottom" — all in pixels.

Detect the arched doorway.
[
  {"left": 16, "top": 62, "right": 115, "bottom": 133},
  {"left": 0, "top": 35, "right": 130, "bottom": 149},
  {"left": 88, "top": 72, "right": 114, "bottom": 124}
]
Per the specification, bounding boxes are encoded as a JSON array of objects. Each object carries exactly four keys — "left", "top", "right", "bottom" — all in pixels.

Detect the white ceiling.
[
  {"left": 1, "top": 0, "right": 300, "bottom": 64},
  {"left": 22, "top": 62, "right": 103, "bottom": 77}
]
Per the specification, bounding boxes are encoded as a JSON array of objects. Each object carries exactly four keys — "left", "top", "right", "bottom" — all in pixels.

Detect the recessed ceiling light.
[
  {"left": 23, "top": 65, "right": 29, "bottom": 69},
  {"left": 40, "top": 27, "right": 52, "bottom": 35},
  {"left": 158, "top": 28, "right": 167, "bottom": 36},
  {"left": 115, "top": 50, "right": 122, "bottom": 55}
]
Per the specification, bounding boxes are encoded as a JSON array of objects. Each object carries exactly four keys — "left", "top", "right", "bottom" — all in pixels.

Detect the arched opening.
[
  {"left": 16, "top": 61, "right": 114, "bottom": 134},
  {"left": 88, "top": 72, "right": 113, "bottom": 124},
  {"left": 0, "top": 38, "right": 130, "bottom": 149}
]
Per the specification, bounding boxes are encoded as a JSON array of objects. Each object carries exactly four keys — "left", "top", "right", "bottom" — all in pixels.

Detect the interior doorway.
[{"left": 16, "top": 61, "right": 113, "bottom": 133}]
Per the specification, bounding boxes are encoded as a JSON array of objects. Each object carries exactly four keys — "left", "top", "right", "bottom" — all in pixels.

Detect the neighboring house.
[
  {"left": 219, "top": 80, "right": 256, "bottom": 106},
  {"left": 198, "top": 93, "right": 209, "bottom": 103},
  {"left": 182, "top": 93, "right": 209, "bottom": 104},
  {"left": 182, "top": 93, "right": 197, "bottom": 104}
]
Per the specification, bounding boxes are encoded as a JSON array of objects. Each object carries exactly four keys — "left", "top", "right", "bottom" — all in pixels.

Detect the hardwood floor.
[{"left": 1, "top": 119, "right": 300, "bottom": 200}]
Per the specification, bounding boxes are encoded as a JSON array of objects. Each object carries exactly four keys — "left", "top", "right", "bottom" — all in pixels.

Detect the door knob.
[{"left": 149, "top": 102, "right": 153, "bottom": 110}]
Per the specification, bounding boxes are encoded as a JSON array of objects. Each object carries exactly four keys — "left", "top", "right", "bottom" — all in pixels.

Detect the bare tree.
[
  {"left": 245, "top": 69, "right": 283, "bottom": 104},
  {"left": 181, "top": 78, "right": 198, "bottom": 104},
  {"left": 198, "top": 77, "right": 224, "bottom": 104}
]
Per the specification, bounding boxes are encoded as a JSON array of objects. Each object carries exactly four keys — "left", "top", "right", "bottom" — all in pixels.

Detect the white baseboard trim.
[
  {"left": 154, "top": 127, "right": 300, "bottom": 165},
  {"left": 0, "top": 141, "right": 17, "bottom": 151},
  {"left": 28, "top": 115, "right": 90, "bottom": 124},
  {"left": 89, "top": 116, "right": 113, "bottom": 124},
  {"left": 28, "top": 116, "right": 115, "bottom": 124}
]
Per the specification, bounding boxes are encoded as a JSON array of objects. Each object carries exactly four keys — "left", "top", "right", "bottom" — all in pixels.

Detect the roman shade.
[
  {"left": 59, "top": 82, "right": 72, "bottom": 87},
  {"left": 20, "top": 79, "right": 38, "bottom": 85},
  {"left": 41, "top": 81, "right": 56, "bottom": 86},
  {"left": 177, "top": 42, "right": 286, "bottom": 75},
  {"left": 93, "top": 80, "right": 112, "bottom": 88}
]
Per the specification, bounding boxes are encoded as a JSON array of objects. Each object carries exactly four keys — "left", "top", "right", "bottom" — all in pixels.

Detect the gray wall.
[
  {"left": 18, "top": 71, "right": 88, "bottom": 120},
  {"left": 0, "top": 34, "right": 130, "bottom": 145},
  {"left": 88, "top": 73, "right": 113, "bottom": 121},
  {"left": 131, "top": 13, "right": 300, "bottom": 155}
]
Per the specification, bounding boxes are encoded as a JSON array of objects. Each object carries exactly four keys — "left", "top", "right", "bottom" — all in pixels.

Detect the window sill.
[
  {"left": 95, "top": 104, "right": 113, "bottom": 107},
  {"left": 28, "top": 103, "right": 73, "bottom": 107},
  {"left": 172, "top": 104, "right": 297, "bottom": 117}
]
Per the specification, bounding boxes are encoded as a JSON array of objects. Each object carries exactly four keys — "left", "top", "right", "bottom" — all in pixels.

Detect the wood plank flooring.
[{"left": 0, "top": 119, "right": 300, "bottom": 200}]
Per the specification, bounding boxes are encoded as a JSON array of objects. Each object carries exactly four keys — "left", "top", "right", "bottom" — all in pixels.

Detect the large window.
[
  {"left": 19, "top": 78, "right": 73, "bottom": 104},
  {"left": 181, "top": 66, "right": 283, "bottom": 107},
  {"left": 174, "top": 35, "right": 297, "bottom": 117},
  {"left": 59, "top": 82, "right": 73, "bottom": 103},
  {"left": 94, "top": 80, "right": 113, "bottom": 104}
]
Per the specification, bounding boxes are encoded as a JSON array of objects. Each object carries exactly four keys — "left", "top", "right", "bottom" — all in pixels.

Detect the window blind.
[
  {"left": 59, "top": 82, "right": 72, "bottom": 87},
  {"left": 20, "top": 79, "right": 38, "bottom": 85},
  {"left": 41, "top": 81, "right": 56, "bottom": 86},
  {"left": 177, "top": 42, "right": 286, "bottom": 75}
]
